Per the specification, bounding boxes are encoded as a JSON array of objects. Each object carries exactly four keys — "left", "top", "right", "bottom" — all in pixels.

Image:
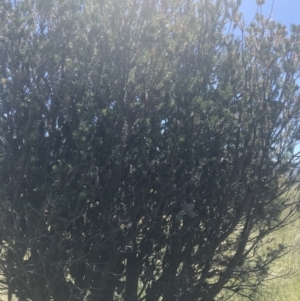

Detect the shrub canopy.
[{"left": 1, "top": 0, "right": 300, "bottom": 301}]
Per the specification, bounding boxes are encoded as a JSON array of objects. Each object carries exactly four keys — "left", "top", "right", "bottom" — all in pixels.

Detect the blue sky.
[{"left": 240, "top": 0, "right": 300, "bottom": 28}]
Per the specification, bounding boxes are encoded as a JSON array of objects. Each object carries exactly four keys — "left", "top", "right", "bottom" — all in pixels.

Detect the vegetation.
[
  {"left": 1, "top": 0, "right": 300, "bottom": 300},
  {"left": 231, "top": 192, "right": 300, "bottom": 301}
]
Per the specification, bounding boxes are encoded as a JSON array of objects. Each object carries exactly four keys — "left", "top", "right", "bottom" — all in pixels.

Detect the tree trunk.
[{"left": 124, "top": 252, "right": 139, "bottom": 301}]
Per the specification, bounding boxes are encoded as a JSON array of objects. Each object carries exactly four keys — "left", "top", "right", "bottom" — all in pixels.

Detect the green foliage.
[{"left": 0, "top": 0, "right": 300, "bottom": 301}]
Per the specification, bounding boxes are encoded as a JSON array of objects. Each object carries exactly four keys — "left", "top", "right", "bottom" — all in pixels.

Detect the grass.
[
  {"left": 230, "top": 207, "right": 300, "bottom": 301},
  {"left": 255, "top": 217, "right": 300, "bottom": 301}
]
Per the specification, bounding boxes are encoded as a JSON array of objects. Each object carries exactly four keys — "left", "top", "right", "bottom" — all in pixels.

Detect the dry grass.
[{"left": 229, "top": 192, "right": 300, "bottom": 301}]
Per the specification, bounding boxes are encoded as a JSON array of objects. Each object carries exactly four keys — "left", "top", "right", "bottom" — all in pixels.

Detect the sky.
[{"left": 240, "top": 0, "right": 300, "bottom": 28}]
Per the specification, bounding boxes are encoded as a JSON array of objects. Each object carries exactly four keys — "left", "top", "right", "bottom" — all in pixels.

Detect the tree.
[{"left": 0, "top": 0, "right": 300, "bottom": 300}]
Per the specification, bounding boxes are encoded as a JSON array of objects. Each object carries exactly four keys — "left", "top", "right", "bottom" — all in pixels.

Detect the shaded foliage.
[{"left": 0, "top": 0, "right": 300, "bottom": 301}]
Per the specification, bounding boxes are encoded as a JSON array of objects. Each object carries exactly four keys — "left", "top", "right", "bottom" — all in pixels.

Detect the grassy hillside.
[{"left": 231, "top": 204, "right": 300, "bottom": 301}]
